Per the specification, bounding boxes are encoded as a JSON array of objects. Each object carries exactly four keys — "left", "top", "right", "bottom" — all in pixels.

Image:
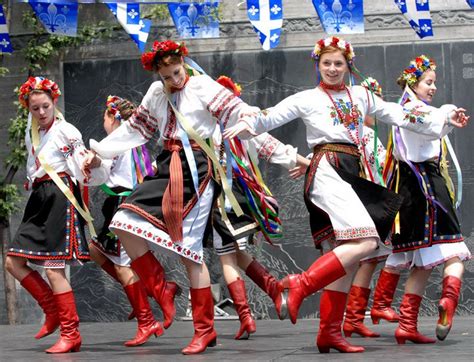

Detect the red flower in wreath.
[
  {"left": 140, "top": 40, "right": 188, "bottom": 72},
  {"left": 216, "top": 75, "right": 242, "bottom": 97},
  {"left": 18, "top": 76, "right": 62, "bottom": 109}
]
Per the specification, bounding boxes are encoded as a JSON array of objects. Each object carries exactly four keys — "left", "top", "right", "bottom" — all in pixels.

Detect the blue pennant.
[
  {"left": 168, "top": 2, "right": 220, "bottom": 39},
  {"left": 394, "top": 0, "right": 434, "bottom": 39},
  {"left": 246, "top": 0, "right": 283, "bottom": 50},
  {"left": 29, "top": 0, "right": 78, "bottom": 36},
  {"left": 0, "top": 6, "right": 13, "bottom": 53},
  {"left": 466, "top": 0, "right": 474, "bottom": 9},
  {"left": 106, "top": 2, "right": 151, "bottom": 53},
  {"left": 312, "top": 0, "right": 364, "bottom": 34}
]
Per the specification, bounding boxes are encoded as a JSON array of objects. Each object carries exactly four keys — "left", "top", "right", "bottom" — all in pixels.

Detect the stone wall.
[{"left": 0, "top": 0, "right": 473, "bottom": 324}]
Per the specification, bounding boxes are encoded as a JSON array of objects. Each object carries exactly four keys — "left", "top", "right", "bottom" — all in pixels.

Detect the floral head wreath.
[
  {"left": 141, "top": 40, "right": 189, "bottom": 72},
  {"left": 18, "top": 76, "right": 61, "bottom": 109},
  {"left": 311, "top": 36, "right": 355, "bottom": 65},
  {"left": 361, "top": 77, "right": 383, "bottom": 98},
  {"left": 401, "top": 55, "right": 436, "bottom": 87},
  {"left": 216, "top": 75, "right": 242, "bottom": 97},
  {"left": 106, "top": 95, "right": 123, "bottom": 122}
]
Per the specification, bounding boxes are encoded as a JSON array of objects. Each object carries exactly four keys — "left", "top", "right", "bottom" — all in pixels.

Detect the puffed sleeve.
[
  {"left": 56, "top": 122, "right": 108, "bottom": 185},
  {"left": 248, "top": 91, "right": 309, "bottom": 136},
  {"left": 90, "top": 82, "right": 163, "bottom": 159},
  {"left": 358, "top": 86, "right": 454, "bottom": 138},
  {"left": 250, "top": 133, "right": 297, "bottom": 170},
  {"left": 193, "top": 75, "right": 258, "bottom": 128}
]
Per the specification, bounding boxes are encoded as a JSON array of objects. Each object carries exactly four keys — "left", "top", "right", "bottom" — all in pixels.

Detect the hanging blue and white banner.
[
  {"left": 246, "top": 0, "right": 283, "bottom": 51},
  {"left": 106, "top": 2, "right": 151, "bottom": 52},
  {"left": 394, "top": 0, "right": 433, "bottom": 39},
  {"left": 466, "top": 0, "right": 474, "bottom": 9},
  {"left": 0, "top": 6, "right": 13, "bottom": 53},
  {"left": 167, "top": 2, "right": 219, "bottom": 39},
  {"left": 312, "top": 0, "right": 364, "bottom": 34},
  {"left": 29, "top": 0, "right": 78, "bottom": 36}
]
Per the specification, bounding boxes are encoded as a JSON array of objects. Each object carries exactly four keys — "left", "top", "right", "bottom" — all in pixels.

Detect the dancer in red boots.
[
  {"left": 212, "top": 75, "right": 310, "bottom": 339},
  {"left": 383, "top": 55, "right": 470, "bottom": 344},
  {"left": 5, "top": 77, "right": 108, "bottom": 353},
  {"left": 88, "top": 95, "right": 162, "bottom": 347},
  {"left": 342, "top": 78, "right": 401, "bottom": 339},
  {"left": 84, "top": 40, "right": 259, "bottom": 355},
  {"left": 224, "top": 36, "right": 468, "bottom": 353}
]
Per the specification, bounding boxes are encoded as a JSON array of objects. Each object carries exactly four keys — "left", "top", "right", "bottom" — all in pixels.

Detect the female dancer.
[
  {"left": 383, "top": 55, "right": 471, "bottom": 344},
  {"left": 84, "top": 40, "right": 257, "bottom": 354},
  {"left": 88, "top": 95, "right": 162, "bottom": 347},
  {"left": 224, "top": 36, "right": 468, "bottom": 353},
  {"left": 212, "top": 76, "right": 309, "bottom": 340},
  {"left": 5, "top": 77, "right": 107, "bottom": 353},
  {"left": 343, "top": 78, "right": 402, "bottom": 338}
]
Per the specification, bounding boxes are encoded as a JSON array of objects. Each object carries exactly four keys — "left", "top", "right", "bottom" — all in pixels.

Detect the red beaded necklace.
[{"left": 319, "top": 82, "right": 361, "bottom": 145}]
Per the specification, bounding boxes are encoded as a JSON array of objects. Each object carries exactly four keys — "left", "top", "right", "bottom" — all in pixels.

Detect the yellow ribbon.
[{"left": 31, "top": 111, "right": 97, "bottom": 237}]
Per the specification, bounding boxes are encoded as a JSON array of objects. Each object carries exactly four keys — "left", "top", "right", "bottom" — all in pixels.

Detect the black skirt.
[
  {"left": 390, "top": 161, "right": 463, "bottom": 252},
  {"left": 90, "top": 188, "right": 129, "bottom": 257},
  {"left": 211, "top": 179, "right": 259, "bottom": 248},
  {"left": 8, "top": 176, "right": 89, "bottom": 261},
  {"left": 304, "top": 144, "right": 404, "bottom": 248}
]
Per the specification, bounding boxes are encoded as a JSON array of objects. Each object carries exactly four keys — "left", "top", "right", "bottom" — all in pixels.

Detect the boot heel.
[
  {"left": 208, "top": 338, "right": 217, "bottom": 348},
  {"left": 371, "top": 316, "right": 380, "bottom": 325},
  {"left": 317, "top": 346, "right": 330, "bottom": 353},
  {"left": 395, "top": 336, "right": 406, "bottom": 344},
  {"left": 278, "top": 290, "right": 288, "bottom": 320},
  {"left": 71, "top": 344, "right": 81, "bottom": 352},
  {"left": 343, "top": 330, "right": 352, "bottom": 337}
]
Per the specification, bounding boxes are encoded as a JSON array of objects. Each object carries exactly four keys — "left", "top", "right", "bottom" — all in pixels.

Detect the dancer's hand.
[
  {"left": 81, "top": 150, "right": 100, "bottom": 181},
  {"left": 223, "top": 120, "right": 257, "bottom": 140},
  {"left": 289, "top": 165, "right": 307, "bottom": 179},
  {"left": 448, "top": 108, "right": 470, "bottom": 128}
]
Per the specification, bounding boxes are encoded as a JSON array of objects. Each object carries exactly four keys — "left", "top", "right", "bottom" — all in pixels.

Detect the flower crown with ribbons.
[
  {"left": 106, "top": 95, "right": 124, "bottom": 121},
  {"left": 141, "top": 40, "right": 189, "bottom": 71},
  {"left": 216, "top": 75, "right": 242, "bottom": 97},
  {"left": 311, "top": 36, "right": 355, "bottom": 65},
  {"left": 360, "top": 77, "right": 383, "bottom": 98},
  {"left": 401, "top": 55, "right": 436, "bottom": 87},
  {"left": 18, "top": 76, "right": 61, "bottom": 109}
]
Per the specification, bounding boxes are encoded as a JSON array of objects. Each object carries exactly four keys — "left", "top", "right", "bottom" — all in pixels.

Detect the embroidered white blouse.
[
  {"left": 392, "top": 100, "right": 456, "bottom": 162},
  {"left": 26, "top": 118, "right": 107, "bottom": 187},
  {"left": 101, "top": 152, "right": 134, "bottom": 189},
  {"left": 91, "top": 75, "right": 255, "bottom": 159},
  {"left": 246, "top": 86, "right": 453, "bottom": 149}
]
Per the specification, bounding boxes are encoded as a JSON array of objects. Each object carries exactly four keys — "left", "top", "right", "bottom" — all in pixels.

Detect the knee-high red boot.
[
  {"left": 316, "top": 290, "right": 365, "bottom": 353},
  {"left": 394, "top": 293, "right": 436, "bottom": 344},
  {"left": 343, "top": 286, "right": 380, "bottom": 338},
  {"left": 99, "top": 259, "right": 135, "bottom": 320},
  {"left": 245, "top": 259, "right": 287, "bottom": 320},
  {"left": 370, "top": 269, "right": 400, "bottom": 324},
  {"left": 123, "top": 281, "right": 163, "bottom": 347},
  {"left": 280, "top": 252, "right": 346, "bottom": 324},
  {"left": 181, "top": 287, "right": 217, "bottom": 355},
  {"left": 130, "top": 251, "right": 181, "bottom": 329},
  {"left": 45, "top": 291, "right": 82, "bottom": 353},
  {"left": 228, "top": 278, "right": 256, "bottom": 340},
  {"left": 20, "top": 270, "right": 59, "bottom": 339},
  {"left": 436, "top": 275, "right": 462, "bottom": 341}
]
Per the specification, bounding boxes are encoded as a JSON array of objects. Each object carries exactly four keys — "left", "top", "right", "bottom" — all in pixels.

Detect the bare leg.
[
  {"left": 332, "top": 238, "right": 378, "bottom": 269},
  {"left": 352, "top": 262, "right": 377, "bottom": 289},
  {"left": 404, "top": 268, "right": 432, "bottom": 296},
  {"left": 45, "top": 268, "right": 72, "bottom": 294},
  {"left": 236, "top": 250, "right": 254, "bottom": 271},
  {"left": 219, "top": 252, "right": 241, "bottom": 285},
  {"left": 5, "top": 255, "right": 33, "bottom": 281},
  {"left": 181, "top": 257, "right": 211, "bottom": 289},
  {"left": 443, "top": 257, "right": 464, "bottom": 279},
  {"left": 113, "top": 230, "right": 150, "bottom": 260}
]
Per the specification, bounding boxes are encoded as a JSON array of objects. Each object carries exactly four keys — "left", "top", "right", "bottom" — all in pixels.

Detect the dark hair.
[{"left": 154, "top": 54, "right": 183, "bottom": 70}]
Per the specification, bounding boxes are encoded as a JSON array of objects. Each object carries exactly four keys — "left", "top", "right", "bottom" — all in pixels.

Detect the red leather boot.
[
  {"left": 123, "top": 281, "right": 163, "bottom": 347},
  {"left": 99, "top": 259, "right": 135, "bottom": 320},
  {"left": 394, "top": 293, "right": 436, "bottom": 344},
  {"left": 370, "top": 269, "right": 400, "bottom": 324},
  {"left": 245, "top": 259, "right": 287, "bottom": 320},
  {"left": 20, "top": 270, "right": 59, "bottom": 339},
  {"left": 343, "top": 286, "right": 380, "bottom": 338},
  {"left": 228, "top": 278, "right": 257, "bottom": 340},
  {"left": 316, "top": 290, "right": 365, "bottom": 353},
  {"left": 436, "top": 275, "right": 462, "bottom": 341},
  {"left": 280, "top": 251, "right": 346, "bottom": 324},
  {"left": 45, "top": 291, "right": 82, "bottom": 353},
  {"left": 130, "top": 251, "right": 181, "bottom": 329},
  {"left": 181, "top": 287, "right": 217, "bottom": 355}
]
